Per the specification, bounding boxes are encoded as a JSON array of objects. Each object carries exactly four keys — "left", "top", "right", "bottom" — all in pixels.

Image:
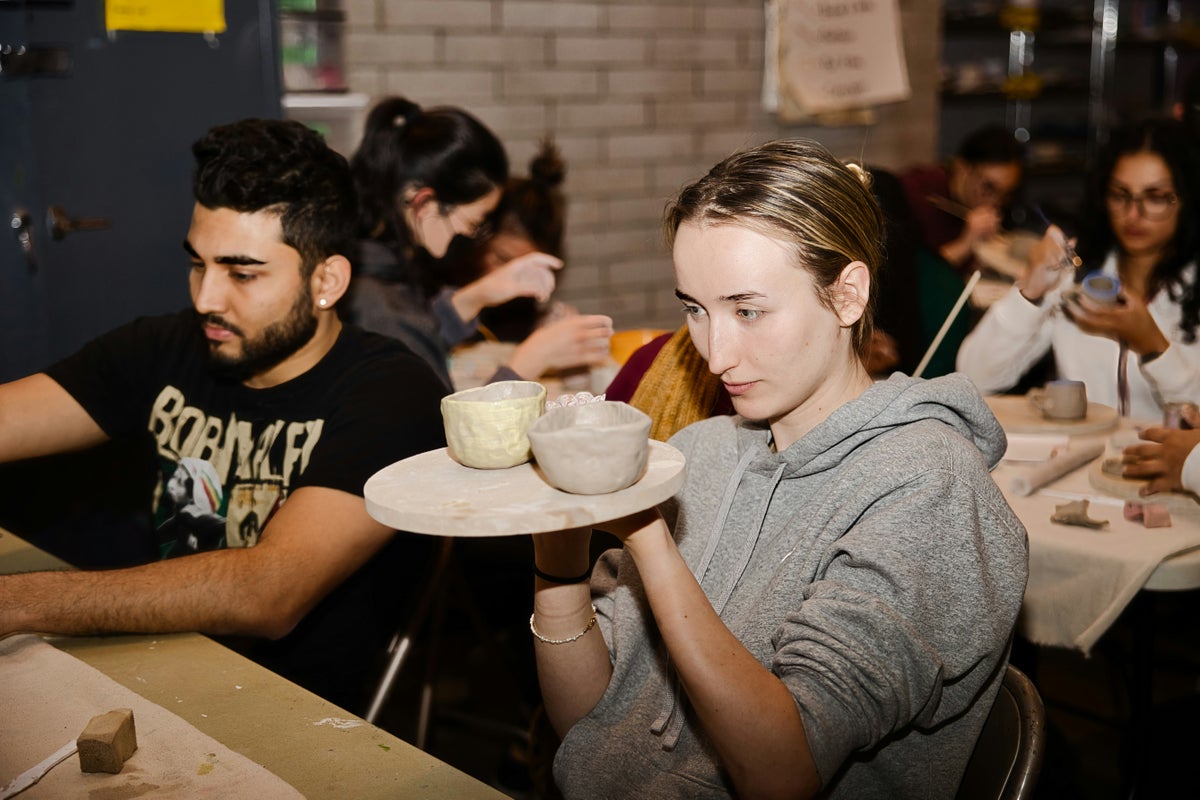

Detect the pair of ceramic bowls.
[{"left": 440, "top": 381, "right": 650, "bottom": 495}]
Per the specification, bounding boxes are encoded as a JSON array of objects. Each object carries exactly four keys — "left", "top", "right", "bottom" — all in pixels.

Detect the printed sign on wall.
[
  {"left": 106, "top": 0, "right": 226, "bottom": 34},
  {"left": 774, "top": 0, "right": 910, "bottom": 118}
]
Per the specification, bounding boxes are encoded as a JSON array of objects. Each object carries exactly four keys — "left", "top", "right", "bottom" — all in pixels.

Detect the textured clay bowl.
[
  {"left": 527, "top": 401, "right": 652, "bottom": 494},
  {"left": 442, "top": 380, "right": 547, "bottom": 469}
]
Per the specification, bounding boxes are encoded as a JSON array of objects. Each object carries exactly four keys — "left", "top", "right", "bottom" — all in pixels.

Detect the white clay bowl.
[
  {"left": 442, "top": 380, "right": 547, "bottom": 469},
  {"left": 527, "top": 401, "right": 652, "bottom": 494}
]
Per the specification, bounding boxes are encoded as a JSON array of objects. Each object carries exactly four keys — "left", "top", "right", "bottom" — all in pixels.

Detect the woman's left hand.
[{"left": 1063, "top": 288, "right": 1170, "bottom": 356}]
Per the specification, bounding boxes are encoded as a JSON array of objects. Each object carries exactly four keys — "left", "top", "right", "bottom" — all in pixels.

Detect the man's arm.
[
  {"left": 0, "top": 485, "right": 394, "bottom": 639},
  {"left": 0, "top": 374, "right": 109, "bottom": 462}
]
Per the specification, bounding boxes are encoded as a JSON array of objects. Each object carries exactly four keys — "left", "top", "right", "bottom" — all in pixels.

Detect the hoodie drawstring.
[{"left": 651, "top": 449, "right": 786, "bottom": 751}]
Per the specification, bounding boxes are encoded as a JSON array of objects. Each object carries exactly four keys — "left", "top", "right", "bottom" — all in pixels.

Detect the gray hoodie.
[{"left": 553, "top": 373, "right": 1029, "bottom": 799}]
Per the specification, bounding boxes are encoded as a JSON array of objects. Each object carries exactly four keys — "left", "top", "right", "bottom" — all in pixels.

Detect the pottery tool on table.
[
  {"left": 0, "top": 740, "right": 77, "bottom": 799},
  {"left": 912, "top": 269, "right": 982, "bottom": 378}
]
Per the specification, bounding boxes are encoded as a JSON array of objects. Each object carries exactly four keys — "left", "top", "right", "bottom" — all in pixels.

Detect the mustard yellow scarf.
[{"left": 628, "top": 326, "right": 724, "bottom": 441}]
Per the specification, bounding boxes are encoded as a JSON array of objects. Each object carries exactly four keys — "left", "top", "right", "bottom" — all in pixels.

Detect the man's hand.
[
  {"left": 962, "top": 204, "right": 1002, "bottom": 244},
  {"left": 1122, "top": 425, "right": 1200, "bottom": 495},
  {"left": 938, "top": 204, "right": 1002, "bottom": 268}
]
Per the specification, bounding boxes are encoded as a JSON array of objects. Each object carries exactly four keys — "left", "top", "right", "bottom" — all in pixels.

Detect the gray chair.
[{"left": 957, "top": 664, "right": 1046, "bottom": 800}]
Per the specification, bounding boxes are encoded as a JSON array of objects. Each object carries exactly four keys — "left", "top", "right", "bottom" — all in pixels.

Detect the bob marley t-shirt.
[
  {"left": 44, "top": 309, "right": 448, "bottom": 711},
  {"left": 47, "top": 309, "right": 447, "bottom": 559}
]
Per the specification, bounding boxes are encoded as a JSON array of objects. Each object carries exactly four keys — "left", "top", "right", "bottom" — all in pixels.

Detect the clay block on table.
[
  {"left": 78, "top": 708, "right": 137, "bottom": 773},
  {"left": 1143, "top": 504, "right": 1173, "bottom": 528},
  {"left": 1124, "top": 501, "right": 1173, "bottom": 528}
]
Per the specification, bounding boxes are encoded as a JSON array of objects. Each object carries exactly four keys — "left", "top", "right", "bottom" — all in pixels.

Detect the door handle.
[
  {"left": 10, "top": 207, "right": 36, "bottom": 269},
  {"left": 47, "top": 205, "right": 111, "bottom": 241}
]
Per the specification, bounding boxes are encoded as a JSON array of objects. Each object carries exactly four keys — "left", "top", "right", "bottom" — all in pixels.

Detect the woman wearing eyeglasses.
[
  {"left": 958, "top": 118, "right": 1200, "bottom": 420},
  {"left": 346, "top": 96, "right": 610, "bottom": 389}
]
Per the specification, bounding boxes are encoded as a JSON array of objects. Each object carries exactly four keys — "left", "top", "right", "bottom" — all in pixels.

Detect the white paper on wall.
[{"left": 775, "top": 0, "right": 911, "bottom": 116}]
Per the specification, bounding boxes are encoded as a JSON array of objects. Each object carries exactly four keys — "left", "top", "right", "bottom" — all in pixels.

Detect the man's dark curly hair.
[{"left": 192, "top": 118, "right": 356, "bottom": 276}]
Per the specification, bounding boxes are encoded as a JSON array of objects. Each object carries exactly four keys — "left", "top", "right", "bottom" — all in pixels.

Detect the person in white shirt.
[{"left": 956, "top": 118, "right": 1200, "bottom": 421}]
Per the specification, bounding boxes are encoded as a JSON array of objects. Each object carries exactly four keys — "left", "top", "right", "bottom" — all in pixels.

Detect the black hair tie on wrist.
[{"left": 533, "top": 564, "right": 591, "bottom": 584}]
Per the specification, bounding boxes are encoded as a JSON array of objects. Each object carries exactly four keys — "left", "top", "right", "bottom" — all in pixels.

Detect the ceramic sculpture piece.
[
  {"left": 441, "top": 380, "right": 546, "bottom": 469},
  {"left": 1050, "top": 499, "right": 1109, "bottom": 529},
  {"left": 528, "top": 400, "right": 652, "bottom": 495}
]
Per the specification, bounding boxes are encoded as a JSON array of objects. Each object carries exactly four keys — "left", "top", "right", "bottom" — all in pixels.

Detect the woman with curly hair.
[{"left": 958, "top": 117, "right": 1200, "bottom": 419}]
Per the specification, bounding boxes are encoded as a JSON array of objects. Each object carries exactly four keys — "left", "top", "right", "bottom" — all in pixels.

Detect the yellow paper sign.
[{"left": 106, "top": 0, "right": 227, "bottom": 34}]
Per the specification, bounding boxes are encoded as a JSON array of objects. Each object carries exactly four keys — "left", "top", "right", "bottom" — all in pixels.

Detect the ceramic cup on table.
[
  {"left": 1027, "top": 379, "right": 1088, "bottom": 422},
  {"left": 527, "top": 401, "right": 651, "bottom": 494},
  {"left": 441, "top": 380, "right": 546, "bottom": 469}
]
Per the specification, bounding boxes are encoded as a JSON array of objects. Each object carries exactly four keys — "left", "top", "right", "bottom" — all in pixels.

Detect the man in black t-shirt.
[{"left": 0, "top": 119, "right": 447, "bottom": 712}]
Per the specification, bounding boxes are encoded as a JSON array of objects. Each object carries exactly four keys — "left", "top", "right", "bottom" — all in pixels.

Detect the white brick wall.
[{"left": 344, "top": 0, "right": 942, "bottom": 329}]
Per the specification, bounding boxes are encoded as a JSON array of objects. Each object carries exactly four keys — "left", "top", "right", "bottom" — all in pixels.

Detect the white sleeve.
[
  {"left": 1141, "top": 344, "right": 1200, "bottom": 406},
  {"left": 1182, "top": 441, "right": 1200, "bottom": 495},
  {"left": 956, "top": 286, "right": 1056, "bottom": 394}
]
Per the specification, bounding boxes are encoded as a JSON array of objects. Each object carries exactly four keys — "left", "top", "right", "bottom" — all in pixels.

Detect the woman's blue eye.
[
  {"left": 681, "top": 304, "right": 705, "bottom": 318},
  {"left": 737, "top": 308, "right": 761, "bottom": 320}
]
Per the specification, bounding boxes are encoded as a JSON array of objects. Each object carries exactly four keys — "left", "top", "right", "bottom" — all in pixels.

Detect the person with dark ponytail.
[
  {"left": 346, "top": 97, "right": 611, "bottom": 389},
  {"left": 450, "top": 139, "right": 572, "bottom": 343}
]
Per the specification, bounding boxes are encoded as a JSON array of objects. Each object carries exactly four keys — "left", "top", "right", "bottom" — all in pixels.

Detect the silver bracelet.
[{"left": 529, "top": 605, "right": 597, "bottom": 645}]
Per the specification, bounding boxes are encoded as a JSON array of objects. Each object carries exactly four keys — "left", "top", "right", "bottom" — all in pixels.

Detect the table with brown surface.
[{"left": 0, "top": 527, "right": 507, "bottom": 800}]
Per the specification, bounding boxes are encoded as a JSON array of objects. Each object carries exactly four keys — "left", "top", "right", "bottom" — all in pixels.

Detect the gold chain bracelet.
[{"left": 529, "top": 605, "right": 597, "bottom": 645}]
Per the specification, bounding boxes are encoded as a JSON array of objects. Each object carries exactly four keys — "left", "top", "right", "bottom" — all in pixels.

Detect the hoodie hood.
[{"left": 650, "top": 372, "right": 1006, "bottom": 751}]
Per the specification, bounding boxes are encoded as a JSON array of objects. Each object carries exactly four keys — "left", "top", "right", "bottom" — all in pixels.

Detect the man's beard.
[{"left": 203, "top": 286, "right": 320, "bottom": 383}]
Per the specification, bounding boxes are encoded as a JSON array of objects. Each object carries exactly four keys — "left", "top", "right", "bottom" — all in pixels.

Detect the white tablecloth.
[{"left": 994, "top": 427, "right": 1200, "bottom": 654}]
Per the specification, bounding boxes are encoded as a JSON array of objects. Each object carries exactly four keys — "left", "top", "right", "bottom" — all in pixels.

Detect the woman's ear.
[
  {"left": 408, "top": 187, "right": 437, "bottom": 215},
  {"left": 312, "top": 254, "right": 352, "bottom": 310},
  {"left": 834, "top": 260, "right": 870, "bottom": 327}
]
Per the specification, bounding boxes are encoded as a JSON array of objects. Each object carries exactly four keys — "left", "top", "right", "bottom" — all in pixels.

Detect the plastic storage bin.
[{"left": 279, "top": 10, "right": 346, "bottom": 92}]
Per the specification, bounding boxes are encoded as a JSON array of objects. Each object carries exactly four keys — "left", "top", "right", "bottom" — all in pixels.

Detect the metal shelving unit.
[
  {"left": 276, "top": 0, "right": 365, "bottom": 156},
  {"left": 940, "top": 0, "right": 1199, "bottom": 225}
]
